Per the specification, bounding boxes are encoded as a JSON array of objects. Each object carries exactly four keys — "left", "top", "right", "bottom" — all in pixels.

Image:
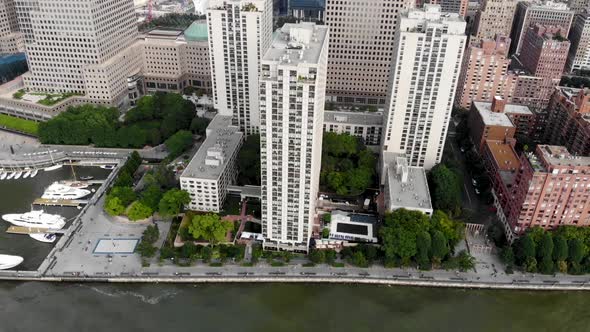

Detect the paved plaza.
[{"left": 94, "top": 239, "right": 139, "bottom": 254}]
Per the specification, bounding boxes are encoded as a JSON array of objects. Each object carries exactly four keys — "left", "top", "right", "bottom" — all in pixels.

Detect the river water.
[{"left": 1, "top": 167, "right": 589, "bottom": 331}]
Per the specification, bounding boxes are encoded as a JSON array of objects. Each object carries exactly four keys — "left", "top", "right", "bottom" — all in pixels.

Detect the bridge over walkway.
[{"left": 227, "top": 185, "right": 261, "bottom": 200}]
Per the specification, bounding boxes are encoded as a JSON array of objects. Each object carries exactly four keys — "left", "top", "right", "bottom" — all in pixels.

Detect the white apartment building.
[
  {"left": 323, "top": 110, "right": 384, "bottom": 146},
  {"left": 324, "top": 0, "right": 414, "bottom": 106},
  {"left": 180, "top": 115, "right": 243, "bottom": 213},
  {"left": 14, "top": 0, "right": 143, "bottom": 107},
  {"left": 567, "top": 10, "right": 590, "bottom": 71},
  {"left": 0, "top": 0, "right": 23, "bottom": 55},
  {"left": 206, "top": 0, "right": 273, "bottom": 134},
  {"left": 259, "top": 23, "right": 329, "bottom": 252},
  {"left": 382, "top": 5, "right": 466, "bottom": 170}
]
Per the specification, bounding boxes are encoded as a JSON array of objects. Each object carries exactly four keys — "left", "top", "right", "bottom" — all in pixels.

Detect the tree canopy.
[
  {"left": 187, "top": 214, "right": 233, "bottom": 243},
  {"left": 428, "top": 164, "right": 462, "bottom": 216},
  {"left": 158, "top": 189, "right": 191, "bottom": 217},
  {"left": 165, "top": 130, "right": 193, "bottom": 159},
  {"left": 320, "top": 133, "right": 376, "bottom": 195},
  {"left": 126, "top": 201, "right": 153, "bottom": 221}
]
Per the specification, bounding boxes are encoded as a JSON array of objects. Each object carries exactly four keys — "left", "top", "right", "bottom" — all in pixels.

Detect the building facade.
[
  {"left": 544, "top": 87, "right": 590, "bottom": 156},
  {"left": 567, "top": 10, "right": 590, "bottom": 72},
  {"left": 568, "top": 0, "right": 590, "bottom": 13},
  {"left": 324, "top": 0, "right": 414, "bottom": 106},
  {"left": 455, "top": 35, "right": 516, "bottom": 109},
  {"left": 15, "top": 0, "right": 143, "bottom": 107},
  {"left": 510, "top": 1, "right": 574, "bottom": 56},
  {"left": 207, "top": 0, "right": 273, "bottom": 134},
  {"left": 0, "top": 0, "right": 23, "bottom": 55},
  {"left": 471, "top": 0, "right": 517, "bottom": 44},
  {"left": 502, "top": 145, "right": 590, "bottom": 241},
  {"left": 259, "top": 23, "right": 329, "bottom": 252},
  {"left": 429, "top": 0, "right": 468, "bottom": 17},
  {"left": 382, "top": 5, "right": 466, "bottom": 170},
  {"left": 323, "top": 110, "right": 384, "bottom": 146},
  {"left": 180, "top": 115, "right": 243, "bottom": 213}
]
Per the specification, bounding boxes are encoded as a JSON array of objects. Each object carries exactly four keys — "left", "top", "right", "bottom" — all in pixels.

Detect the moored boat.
[
  {"left": 2, "top": 210, "right": 66, "bottom": 229},
  {"left": 22, "top": 170, "right": 31, "bottom": 179},
  {"left": 80, "top": 175, "right": 94, "bottom": 181},
  {"left": 41, "top": 182, "right": 91, "bottom": 200},
  {"left": 0, "top": 255, "right": 23, "bottom": 270},
  {"left": 0, "top": 172, "right": 6, "bottom": 180},
  {"left": 44, "top": 164, "right": 62, "bottom": 171},
  {"left": 29, "top": 233, "right": 57, "bottom": 243},
  {"left": 30, "top": 169, "right": 39, "bottom": 178},
  {"left": 13, "top": 171, "right": 22, "bottom": 180},
  {"left": 5, "top": 172, "right": 15, "bottom": 180}
]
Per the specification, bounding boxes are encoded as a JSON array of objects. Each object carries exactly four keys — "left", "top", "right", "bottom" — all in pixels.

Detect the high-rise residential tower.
[
  {"left": 14, "top": 0, "right": 142, "bottom": 106},
  {"left": 510, "top": 1, "right": 574, "bottom": 55},
  {"left": 324, "top": 0, "right": 414, "bottom": 106},
  {"left": 472, "top": 0, "right": 518, "bottom": 44},
  {"left": 0, "top": 0, "right": 23, "bottom": 55},
  {"left": 382, "top": 5, "right": 466, "bottom": 170},
  {"left": 567, "top": 10, "right": 590, "bottom": 71},
  {"left": 206, "top": 0, "right": 273, "bottom": 134},
  {"left": 259, "top": 23, "right": 329, "bottom": 252}
]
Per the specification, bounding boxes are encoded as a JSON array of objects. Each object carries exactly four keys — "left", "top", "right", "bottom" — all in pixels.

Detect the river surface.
[
  {"left": 1, "top": 167, "right": 589, "bottom": 331},
  {"left": 0, "top": 166, "right": 111, "bottom": 270},
  {"left": 1, "top": 282, "right": 590, "bottom": 332}
]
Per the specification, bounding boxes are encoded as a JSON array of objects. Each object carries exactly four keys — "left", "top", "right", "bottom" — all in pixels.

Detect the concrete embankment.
[{"left": 0, "top": 275, "right": 588, "bottom": 291}]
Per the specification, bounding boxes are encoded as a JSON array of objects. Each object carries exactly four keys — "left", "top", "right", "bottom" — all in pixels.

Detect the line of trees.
[
  {"left": 502, "top": 226, "right": 590, "bottom": 275},
  {"left": 428, "top": 164, "right": 463, "bottom": 217},
  {"left": 320, "top": 132, "right": 377, "bottom": 195},
  {"left": 38, "top": 93, "right": 197, "bottom": 149}
]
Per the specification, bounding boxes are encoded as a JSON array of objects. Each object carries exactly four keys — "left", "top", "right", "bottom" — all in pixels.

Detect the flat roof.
[
  {"left": 486, "top": 140, "right": 520, "bottom": 171},
  {"left": 473, "top": 101, "right": 515, "bottom": 127},
  {"left": 383, "top": 152, "right": 432, "bottom": 212},
  {"left": 148, "top": 29, "right": 183, "bottom": 37},
  {"left": 324, "top": 110, "right": 383, "bottom": 126},
  {"left": 180, "top": 115, "right": 243, "bottom": 180},
  {"left": 539, "top": 145, "right": 590, "bottom": 167},
  {"left": 184, "top": 21, "right": 208, "bottom": 41},
  {"left": 262, "top": 22, "right": 328, "bottom": 66}
]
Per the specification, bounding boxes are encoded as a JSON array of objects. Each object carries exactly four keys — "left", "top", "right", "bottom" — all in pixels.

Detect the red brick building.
[{"left": 544, "top": 87, "right": 590, "bottom": 156}]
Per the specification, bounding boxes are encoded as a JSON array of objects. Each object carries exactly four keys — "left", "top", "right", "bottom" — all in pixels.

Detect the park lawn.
[{"left": 0, "top": 114, "right": 39, "bottom": 136}]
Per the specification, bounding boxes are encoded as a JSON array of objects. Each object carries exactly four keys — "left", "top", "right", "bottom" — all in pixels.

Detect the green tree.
[
  {"left": 430, "top": 210, "right": 464, "bottom": 248},
  {"left": 142, "top": 225, "right": 160, "bottom": 244},
  {"left": 352, "top": 251, "right": 368, "bottom": 267},
  {"left": 553, "top": 235, "right": 568, "bottom": 272},
  {"left": 108, "top": 186, "right": 136, "bottom": 206},
  {"left": 538, "top": 232, "right": 554, "bottom": 274},
  {"left": 187, "top": 214, "right": 232, "bottom": 243},
  {"left": 380, "top": 209, "right": 430, "bottom": 265},
  {"left": 416, "top": 231, "right": 432, "bottom": 269},
  {"left": 524, "top": 256, "right": 538, "bottom": 273},
  {"left": 105, "top": 196, "right": 125, "bottom": 216},
  {"left": 115, "top": 171, "right": 133, "bottom": 187},
  {"left": 308, "top": 249, "right": 326, "bottom": 264},
  {"left": 568, "top": 238, "right": 585, "bottom": 266},
  {"left": 126, "top": 201, "right": 153, "bottom": 221},
  {"left": 201, "top": 246, "right": 213, "bottom": 262},
  {"left": 325, "top": 249, "right": 337, "bottom": 264},
  {"left": 190, "top": 116, "right": 210, "bottom": 136},
  {"left": 428, "top": 164, "right": 462, "bottom": 216},
  {"left": 500, "top": 246, "right": 515, "bottom": 267},
  {"left": 516, "top": 234, "right": 536, "bottom": 264},
  {"left": 136, "top": 241, "right": 157, "bottom": 258},
  {"left": 430, "top": 230, "right": 448, "bottom": 266},
  {"left": 237, "top": 135, "right": 261, "bottom": 185},
  {"left": 158, "top": 189, "right": 191, "bottom": 217},
  {"left": 164, "top": 130, "right": 193, "bottom": 159},
  {"left": 140, "top": 184, "right": 163, "bottom": 211},
  {"left": 457, "top": 250, "right": 476, "bottom": 272}
]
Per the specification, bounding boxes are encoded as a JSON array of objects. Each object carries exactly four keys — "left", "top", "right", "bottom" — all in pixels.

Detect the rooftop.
[
  {"left": 486, "top": 140, "right": 520, "bottom": 171},
  {"left": 262, "top": 22, "right": 328, "bottom": 66},
  {"left": 324, "top": 110, "right": 383, "bottom": 126},
  {"left": 400, "top": 5, "right": 466, "bottom": 35},
  {"left": 184, "top": 21, "right": 208, "bottom": 41},
  {"left": 538, "top": 145, "right": 590, "bottom": 167},
  {"left": 180, "top": 115, "right": 243, "bottom": 180},
  {"left": 383, "top": 153, "right": 432, "bottom": 212},
  {"left": 473, "top": 101, "right": 515, "bottom": 127}
]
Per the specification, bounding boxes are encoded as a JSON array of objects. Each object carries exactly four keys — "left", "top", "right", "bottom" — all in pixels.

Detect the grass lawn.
[{"left": 0, "top": 114, "right": 39, "bottom": 136}]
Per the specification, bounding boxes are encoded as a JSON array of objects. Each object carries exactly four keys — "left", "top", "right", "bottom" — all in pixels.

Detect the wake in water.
[{"left": 78, "top": 284, "right": 179, "bottom": 305}]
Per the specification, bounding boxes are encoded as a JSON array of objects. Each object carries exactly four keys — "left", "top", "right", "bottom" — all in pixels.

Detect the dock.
[
  {"left": 6, "top": 226, "right": 66, "bottom": 235},
  {"left": 33, "top": 198, "right": 88, "bottom": 207}
]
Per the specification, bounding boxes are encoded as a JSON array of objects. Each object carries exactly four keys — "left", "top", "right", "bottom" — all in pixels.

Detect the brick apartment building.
[{"left": 544, "top": 87, "right": 590, "bottom": 156}]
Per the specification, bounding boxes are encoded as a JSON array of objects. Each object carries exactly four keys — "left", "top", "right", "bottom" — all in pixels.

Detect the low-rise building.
[
  {"left": 323, "top": 110, "right": 384, "bottom": 145},
  {"left": 328, "top": 210, "right": 378, "bottom": 243},
  {"left": 180, "top": 115, "right": 243, "bottom": 213},
  {"left": 468, "top": 97, "right": 533, "bottom": 152},
  {"left": 381, "top": 152, "right": 433, "bottom": 216}
]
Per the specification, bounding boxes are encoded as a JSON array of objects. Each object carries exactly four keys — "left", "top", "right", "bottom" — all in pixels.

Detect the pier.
[{"left": 32, "top": 198, "right": 88, "bottom": 207}]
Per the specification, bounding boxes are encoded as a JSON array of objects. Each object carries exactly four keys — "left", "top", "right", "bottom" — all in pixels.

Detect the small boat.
[
  {"left": 29, "top": 233, "right": 57, "bottom": 243},
  {"left": 5, "top": 172, "right": 15, "bottom": 180},
  {"left": 44, "top": 164, "right": 62, "bottom": 171},
  {"left": 0, "top": 173, "right": 6, "bottom": 180},
  {"left": 99, "top": 165, "right": 115, "bottom": 170},
  {"left": 80, "top": 175, "right": 94, "bottom": 181},
  {"left": 22, "top": 170, "right": 31, "bottom": 179},
  {"left": 13, "top": 171, "right": 22, "bottom": 180},
  {"left": 0, "top": 254, "right": 23, "bottom": 270},
  {"left": 30, "top": 169, "right": 39, "bottom": 178}
]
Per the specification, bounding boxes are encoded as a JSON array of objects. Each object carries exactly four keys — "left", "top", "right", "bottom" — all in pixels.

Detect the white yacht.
[
  {"left": 0, "top": 255, "right": 23, "bottom": 270},
  {"left": 44, "top": 164, "right": 62, "bottom": 171},
  {"left": 22, "top": 170, "right": 31, "bottom": 179},
  {"left": 29, "top": 233, "right": 57, "bottom": 243},
  {"left": 13, "top": 171, "right": 22, "bottom": 180},
  {"left": 100, "top": 164, "right": 116, "bottom": 170},
  {"left": 2, "top": 210, "right": 66, "bottom": 229},
  {"left": 5, "top": 172, "right": 15, "bottom": 180},
  {"left": 42, "top": 182, "right": 91, "bottom": 200},
  {"left": 30, "top": 169, "right": 39, "bottom": 178},
  {"left": 0, "top": 172, "right": 6, "bottom": 180}
]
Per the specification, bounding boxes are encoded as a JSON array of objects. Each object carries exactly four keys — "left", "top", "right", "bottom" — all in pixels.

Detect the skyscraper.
[
  {"left": 0, "top": 0, "right": 23, "bottom": 55},
  {"left": 206, "top": 0, "right": 273, "bottom": 134},
  {"left": 472, "top": 0, "right": 518, "bottom": 44},
  {"left": 259, "top": 22, "right": 329, "bottom": 252},
  {"left": 14, "top": 0, "right": 142, "bottom": 106},
  {"left": 324, "top": 0, "right": 414, "bottom": 106},
  {"left": 510, "top": 1, "right": 574, "bottom": 56},
  {"left": 567, "top": 10, "right": 590, "bottom": 72},
  {"left": 382, "top": 5, "right": 466, "bottom": 170}
]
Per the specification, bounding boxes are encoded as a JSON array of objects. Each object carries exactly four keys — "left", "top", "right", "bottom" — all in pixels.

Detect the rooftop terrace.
[{"left": 262, "top": 22, "right": 328, "bottom": 66}]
